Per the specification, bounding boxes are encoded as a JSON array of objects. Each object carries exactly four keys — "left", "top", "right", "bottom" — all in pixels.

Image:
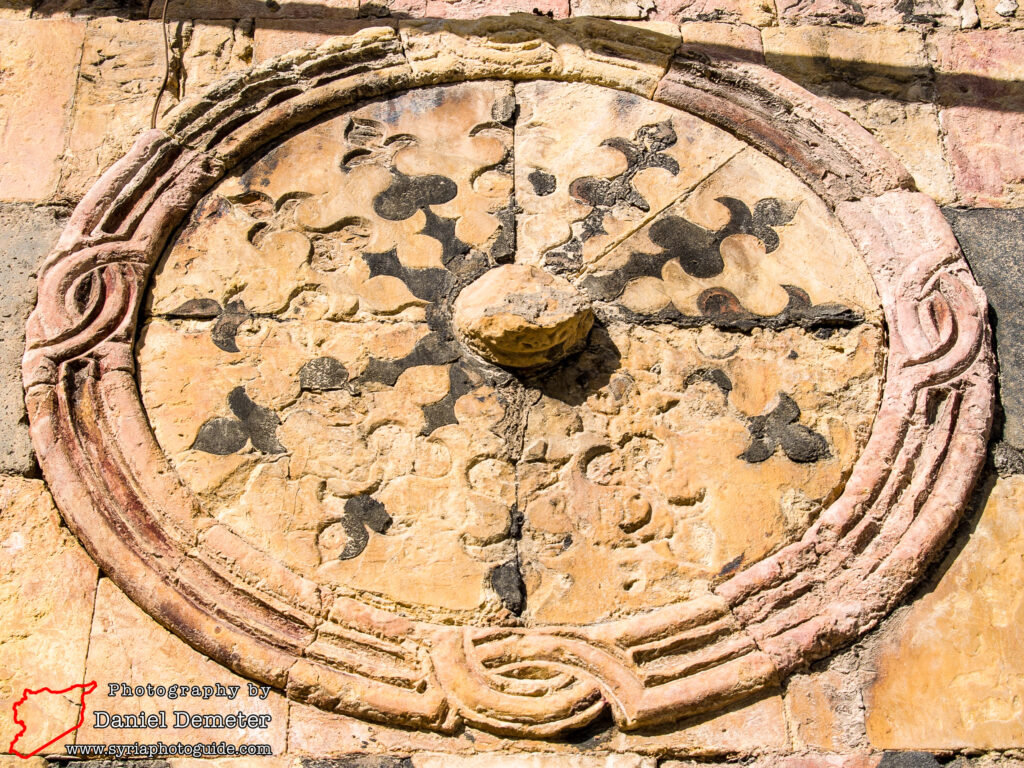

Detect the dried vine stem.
[{"left": 150, "top": 0, "right": 171, "bottom": 130}]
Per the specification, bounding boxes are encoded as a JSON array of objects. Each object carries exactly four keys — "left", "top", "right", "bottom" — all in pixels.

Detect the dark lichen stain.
[
  {"left": 335, "top": 495, "right": 393, "bottom": 560},
  {"left": 684, "top": 367, "right": 733, "bottom": 397},
  {"left": 418, "top": 362, "right": 484, "bottom": 437},
  {"left": 299, "top": 357, "right": 349, "bottom": 391},
  {"left": 372, "top": 170, "right": 457, "bottom": 221},
  {"left": 192, "top": 386, "right": 285, "bottom": 455},
  {"left": 490, "top": 559, "right": 526, "bottom": 615},
  {"left": 719, "top": 552, "right": 744, "bottom": 576},
  {"left": 528, "top": 168, "right": 556, "bottom": 196},
  {"left": 545, "top": 121, "right": 680, "bottom": 274},
  {"left": 165, "top": 298, "right": 251, "bottom": 353},
  {"left": 740, "top": 393, "right": 829, "bottom": 464},
  {"left": 582, "top": 196, "right": 800, "bottom": 301}
]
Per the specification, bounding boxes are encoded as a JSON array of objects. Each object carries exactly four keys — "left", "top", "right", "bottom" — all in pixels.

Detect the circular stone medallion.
[
  {"left": 25, "top": 21, "right": 993, "bottom": 739},
  {"left": 139, "top": 80, "right": 884, "bottom": 627}
]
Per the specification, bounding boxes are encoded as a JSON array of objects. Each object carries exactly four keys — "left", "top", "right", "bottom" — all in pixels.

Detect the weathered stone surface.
[
  {"left": 774, "top": 0, "right": 978, "bottom": 24},
  {"left": 168, "top": 760, "right": 290, "bottom": 768},
  {"left": 571, "top": 0, "right": 654, "bottom": 19},
  {"left": 253, "top": 19, "right": 396, "bottom": 61},
  {"left": 398, "top": 18, "right": 680, "bottom": 98},
  {"left": 29, "top": 0, "right": 149, "bottom": 16},
  {"left": 138, "top": 78, "right": 884, "bottom": 631},
  {"left": 0, "top": 758, "right": 50, "bottom": 768},
  {"left": 825, "top": 98, "right": 954, "bottom": 205},
  {"left": 762, "top": 27, "right": 931, "bottom": 101},
  {"left": 418, "top": 0, "right": 569, "bottom": 16},
  {"left": 665, "top": 758, "right": 881, "bottom": 768},
  {"left": 0, "top": 0, "right": 31, "bottom": 18},
  {"left": 375, "top": 0, "right": 569, "bottom": 17},
  {"left": 785, "top": 656, "right": 871, "bottom": 751},
  {"left": 168, "top": 760, "right": 289, "bottom": 768},
  {"left": 179, "top": 19, "right": 254, "bottom": 95},
  {"left": 943, "top": 207, "right": 1024, "bottom": 448},
  {"left": 0, "top": 478, "right": 98, "bottom": 755},
  {"left": 974, "top": 0, "right": 1024, "bottom": 27},
  {"left": 934, "top": 30, "right": 1024, "bottom": 206},
  {"left": 77, "top": 578, "right": 288, "bottom": 751},
  {"left": 0, "top": 204, "right": 65, "bottom": 474},
  {"left": 517, "top": 148, "right": 883, "bottom": 624},
  {"left": 514, "top": 80, "right": 744, "bottom": 267},
  {"left": 413, "top": 756, "right": 655, "bottom": 767},
  {"left": 652, "top": 0, "right": 774, "bottom": 25},
  {"left": 22, "top": 20, "right": 999, "bottom": 744},
  {"left": 151, "top": 0, "right": 357, "bottom": 18},
  {"left": 773, "top": 0, "right": 957, "bottom": 24},
  {"left": 0, "top": 20, "right": 85, "bottom": 202},
  {"left": 63, "top": 18, "right": 253, "bottom": 201},
  {"left": 675, "top": 21, "right": 764, "bottom": 61},
  {"left": 61, "top": 18, "right": 165, "bottom": 200},
  {"left": 760, "top": 29, "right": 950, "bottom": 202},
  {"left": 289, "top": 693, "right": 788, "bottom": 756},
  {"left": 453, "top": 264, "right": 594, "bottom": 369},
  {"left": 141, "top": 81, "right": 521, "bottom": 622},
  {"left": 866, "top": 476, "right": 1024, "bottom": 749}
]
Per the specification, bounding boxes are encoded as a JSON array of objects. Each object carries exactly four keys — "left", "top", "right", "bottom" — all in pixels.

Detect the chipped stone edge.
[{"left": 22, "top": 17, "right": 995, "bottom": 740}]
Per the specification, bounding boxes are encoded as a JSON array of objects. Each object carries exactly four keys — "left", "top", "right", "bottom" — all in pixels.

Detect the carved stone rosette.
[{"left": 23, "top": 18, "right": 995, "bottom": 738}]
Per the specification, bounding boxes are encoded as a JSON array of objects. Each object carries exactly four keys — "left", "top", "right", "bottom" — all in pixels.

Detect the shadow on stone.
[{"left": 526, "top": 320, "right": 622, "bottom": 407}]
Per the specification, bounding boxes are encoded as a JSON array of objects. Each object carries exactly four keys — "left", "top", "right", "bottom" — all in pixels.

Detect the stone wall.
[{"left": 0, "top": 0, "right": 1023, "bottom": 766}]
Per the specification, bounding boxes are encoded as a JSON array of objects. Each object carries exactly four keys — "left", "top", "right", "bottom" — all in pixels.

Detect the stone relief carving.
[{"left": 22, "top": 19, "right": 994, "bottom": 739}]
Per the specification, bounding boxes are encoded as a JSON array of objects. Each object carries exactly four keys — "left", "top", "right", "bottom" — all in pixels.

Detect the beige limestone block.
[
  {"left": 975, "top": 0, "right": 1024, "bottom": 26},
  {"left": 513, "top": 80, "right": 744, "bottom": 267},
  {"left": 172, "top": 761, "right": 292, "bottom": 768},
  {"left": 0, "top": 759, "right": 49, "bottom": 768},
  {"left": 398, "top": 18, "right": 679, "bottom": 98},
  {"left": 63, "top": 19, "right": 255, "bottom": 201},
  {"left": 762, "top": 27, "right": 931, "bottom": 101},
  {"left": 774, "top": 0, "right": 965, "bottom": 24},
  {"left": 0, "top": 20, "right": 85, "bottom": 202},
  {"left": 0, "top": 1, "right": 30, "bottom": 17},
  {"left": 289, "top": 692, "right": 788, "bottom": 756},
  {"left": 665, "top": 758, "right": 880, "bottom": 768},
  {"left": 77, "top": 578, "right": 287, "bottom": 750},
  {"left": 824, "top": 97, "right": 954, "bottom": 205},
  {"left": 785, "top": 666, "right": 868, "bottom": 751},
  {"left": 181, "top": 20, "right": 254, "bottom": 95},
  {"left": 253, "top": 19, "right": 397, "bottom": 62},
  {"left": 416, "top": 0, "right": 570, "bottom": 16},
  {"left": 571, "top": 0, "right": 655, "bottom": 19},
  {"left": 866, "top": 475, "right": 1024, "bottom": 750},
  {"left": 0, "top": 478, "right": 98, "bottom": 756}
]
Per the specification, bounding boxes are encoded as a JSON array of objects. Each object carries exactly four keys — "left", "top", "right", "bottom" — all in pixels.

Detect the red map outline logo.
[{"left": 8, "top": 681, "right": 97, "bottom": 758}]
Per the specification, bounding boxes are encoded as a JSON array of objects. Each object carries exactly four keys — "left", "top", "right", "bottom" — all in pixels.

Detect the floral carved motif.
[{"left": 23, "top": 19, "right": 994, "bottom": 738}]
